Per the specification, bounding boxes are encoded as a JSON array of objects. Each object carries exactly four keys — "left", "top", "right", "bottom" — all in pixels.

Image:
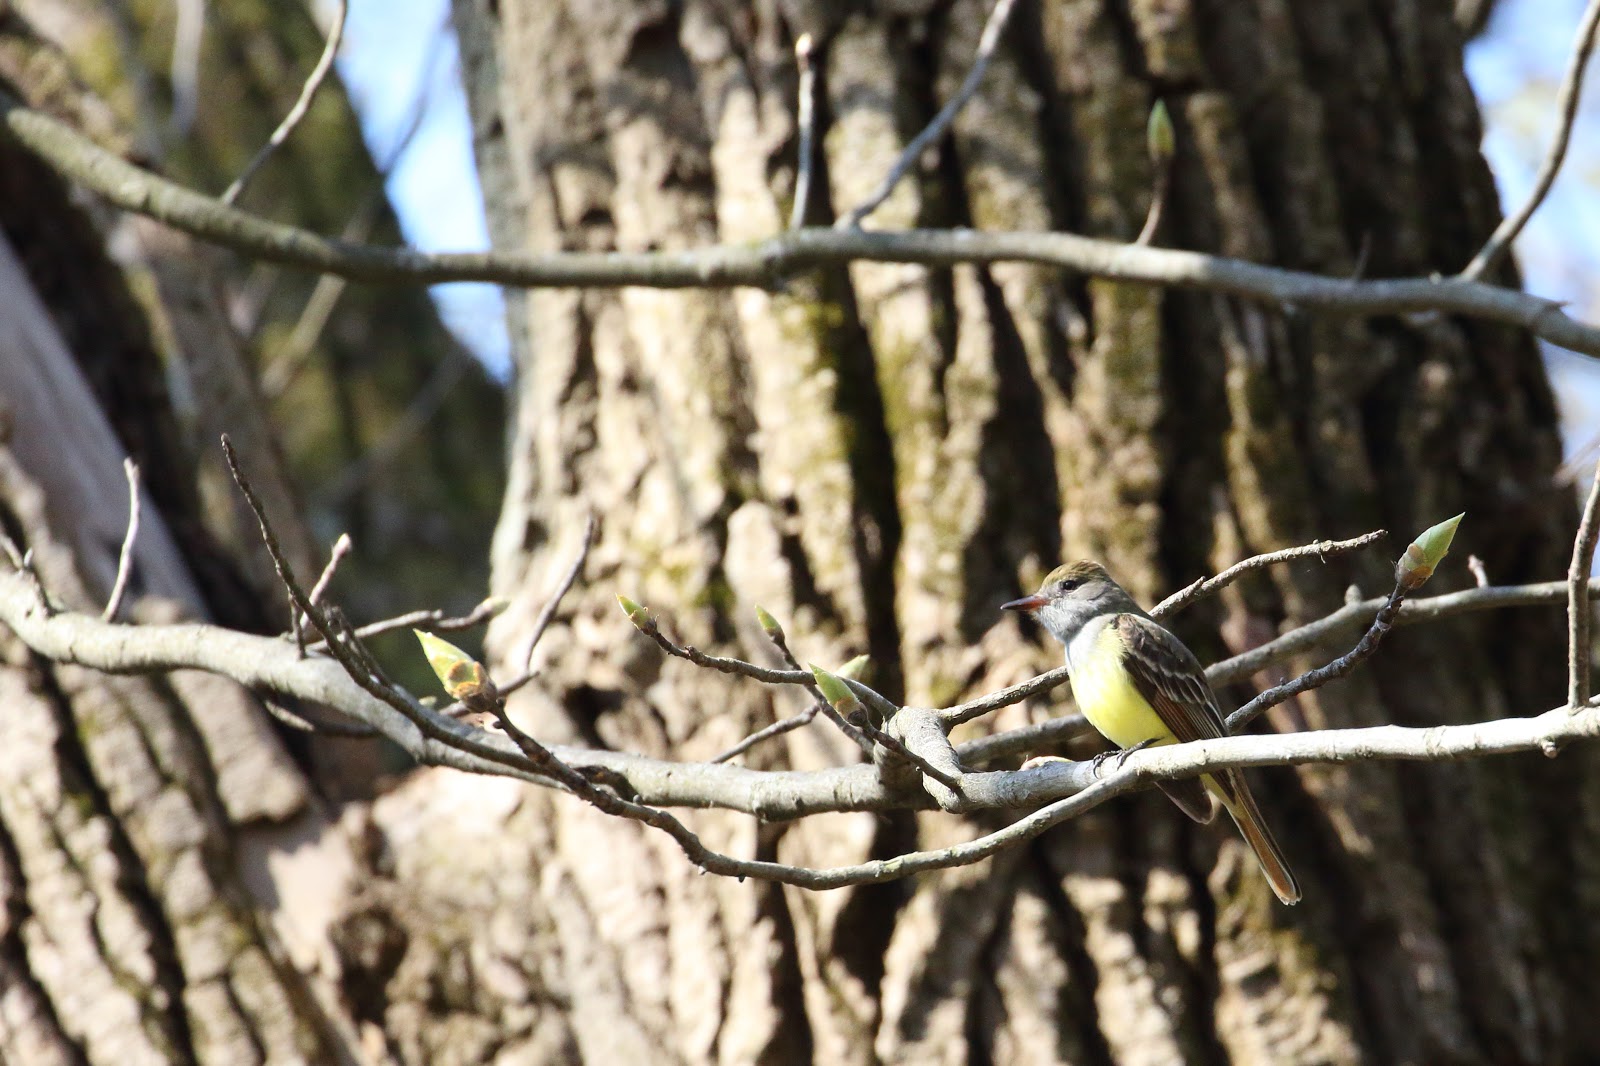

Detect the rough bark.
[
  {"left": 0, "top": 40, "right": 358, "bottom": 1064},
  {"left": 310, "top": 0, "right": 1597, "bottom": 1062}
]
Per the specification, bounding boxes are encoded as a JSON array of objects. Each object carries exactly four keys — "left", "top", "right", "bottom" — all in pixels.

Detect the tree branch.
[
  {"left": 6, "top": 92, "right": 1600, "bottom": 359},
  {"left": 1570, "top": 459, "right": 1600, "bottom": 706},
  {"left": 102, "top": 458, "right": 141, "bottom": 621},
  {"left": 836, "top": 0, "right": 1022, "bottom": 229},
  {"left": 1151, "top": 529, "right": 1388, "bottom": 618},
  {"left": 220, "top": 0, "right": 349, "bottom": 206},
  {"left": 1461, "top": 0, "right": 1600, "bottom": 280},
  {"left": 788, "top": 33, "right": 818, "bottom": 232}
]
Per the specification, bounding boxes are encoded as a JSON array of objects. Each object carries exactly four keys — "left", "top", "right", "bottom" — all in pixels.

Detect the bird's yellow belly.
[{"left": 1069, "top": 626, "right": 1179, "bottom": 751}]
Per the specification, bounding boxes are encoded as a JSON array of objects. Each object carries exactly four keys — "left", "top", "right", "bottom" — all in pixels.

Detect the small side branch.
[
  {"left": 102, "top": 459, "right": 142, "bottom": 621},
  {"left": 221, "top": 0, "right": 350, "bottom": 206},
  {"left": 307, "top": 533, "right": 352, "bottom": 609},
  {"left": 1227, "top": 581, "right": 1410, "bottom": 732},
  {"left": 1152, "top": 529, "right": 1388, "bottom": 619},
  {"left": 712, "top": 705, "right": 821, "bottom": 763},
  {"left": 789, "top": 33, "right": 818, "bottom": 232},
  {"left": 1570, "top": 459, "right": 1600, "bottom": 706},
  {"left": 522, "top": 515, "right": 596, "bottom": 671},
  {"left": 1461, "top": 0, "right": 1600, "bottom": 280},
  {"left": 835, "top": 0, "right": 1022, "bottom": 229}
]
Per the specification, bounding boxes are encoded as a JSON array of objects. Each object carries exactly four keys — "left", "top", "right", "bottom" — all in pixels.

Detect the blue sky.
[
  {"left": 335, "top": 0, "right": 1600, "bottom": 444},
  {"left": 334, "top": 0, "right": 510, "bottom": 376}
]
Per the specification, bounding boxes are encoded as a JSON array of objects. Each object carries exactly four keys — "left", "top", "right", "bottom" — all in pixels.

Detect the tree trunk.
[{"left": 327, "top": 0, "right": 1593, "bottom": 1062}]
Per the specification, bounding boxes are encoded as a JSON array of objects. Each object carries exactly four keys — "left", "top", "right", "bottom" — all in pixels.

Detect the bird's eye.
[{"left": 1055, "top": 579, "right": 1076, "bottom": 595}]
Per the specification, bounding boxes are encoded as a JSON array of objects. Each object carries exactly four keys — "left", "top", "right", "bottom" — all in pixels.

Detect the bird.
[{"left": 1002, "top": 560, "right": 1301, "bottom": 905}]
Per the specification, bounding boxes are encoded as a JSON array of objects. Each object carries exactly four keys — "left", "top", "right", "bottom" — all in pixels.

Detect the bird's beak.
[{"left": 1001, "top": 594, "right": 1048, "bottom": 613}]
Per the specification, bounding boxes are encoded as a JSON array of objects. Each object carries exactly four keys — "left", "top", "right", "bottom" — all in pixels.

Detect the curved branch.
[
  {"left": 5, "top": 93, "right": 1600, "bottom": 359},
  {"left": 220, "top": 0, "right": 349, "bottom": 206}
]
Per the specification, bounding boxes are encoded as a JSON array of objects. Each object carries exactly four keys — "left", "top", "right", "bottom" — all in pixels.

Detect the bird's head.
[{"left": 1001, "top": 561, "right": 1136, "bottom": 644}]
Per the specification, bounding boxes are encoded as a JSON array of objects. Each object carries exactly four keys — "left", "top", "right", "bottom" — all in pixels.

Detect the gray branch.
[{"left": 4, "top": 92, "right": 1600, "bottom": 360}]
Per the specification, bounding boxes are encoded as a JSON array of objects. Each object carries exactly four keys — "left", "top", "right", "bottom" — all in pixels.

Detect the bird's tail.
[{"left": 1207, "top": 770, "right": 1301, "bottom": 905}]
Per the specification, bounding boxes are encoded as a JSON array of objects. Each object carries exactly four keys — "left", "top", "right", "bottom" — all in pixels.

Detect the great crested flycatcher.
[{"left": 1003, "top": 560, "right": 1301, "bottom": 905}]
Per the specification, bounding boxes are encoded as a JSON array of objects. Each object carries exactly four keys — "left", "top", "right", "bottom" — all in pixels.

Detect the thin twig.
[
  {"left": 941, "top": 665, "right": 1074, "bottom": 727},
  {"left": 1152, "top": 529, "right": 1388, "bottom": 618},
  {"left": 260, "top": 29, "right": 442, "bottom": 398},
  {"left": 522, "top": 514, "right": 596, "bottom": 671},
  {"left": 835, "top": 0, "right": 1022, "bottom": 229},
  {"left": 0, "top": 535, "right": 50, "bottom": 613},
  {"left": 1569, "top": 457, "right": 1600, "bottom": 706},
  {"left": 789, "top": 33, "right": 818, "bottom": 231},
  {"left": 712, "top": 705, "right": 821, "bottom": 763},
  {"left": 221, "top": 0, "right": 350, "bottom": 206},
  {"left": 311, "top": 597, "right": 507, "bottom": 648},
  {"left": 1227, "top": 581, "right": 1410, "bottom": 732},
  {"left": 1462, "top": 0, "right": 1600, "bottom": 280},
  {"left": 261, "top": 697, "right": 377, "bottom": 738},
  {"left": 1134, "top": 161, "right": 1171, "bottom": 246},
  {"left": 102, "top": 459, "right": 142, "bottom": 621},
  {"left": 308, "top": 533, "right": 352, "bottom": 608},
  {"left": 757, "top": 612, "right": 871, "bottom": 751},
  {"left": 1467, "top": 555, "right": 1490, "bottom": 588},
  {"left": 955, "top": 712, "right": 1093, "bottom": 765}
]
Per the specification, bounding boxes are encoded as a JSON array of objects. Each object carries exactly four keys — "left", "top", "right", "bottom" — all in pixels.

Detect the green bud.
[
  {"left": 1147, "top": 99, "right": 1175, "bottom": 165},
  {"left": 414, "top": 629, "right": 488, "bottom": 700},
  {"left": 836, "top": 654, "right": 870, "bottom": 681},
  {"left": 616, "top": 593, "right": 653, "bottom": 631},
  {"left": 1396, "top": 512, "right": 1464, "bottom": 590},
  {"left": 754, "top": 604, "right": 784, "bottom": 641},
  {"left": 809, "top": 663, "right": 854, "bottom": 708}
]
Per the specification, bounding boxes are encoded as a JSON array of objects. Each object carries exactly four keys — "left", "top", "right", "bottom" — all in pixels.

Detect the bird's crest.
[{"left": 1038, "top": 560, "right": 1111, "bottom": 593}]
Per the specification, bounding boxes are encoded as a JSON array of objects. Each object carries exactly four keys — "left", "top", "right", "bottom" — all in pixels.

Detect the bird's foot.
[{"left": 1095, "top": 738, "right": 1158, "bottom": 775}]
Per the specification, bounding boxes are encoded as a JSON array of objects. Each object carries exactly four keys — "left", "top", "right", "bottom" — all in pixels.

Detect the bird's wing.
[
  {"left": 1112, "top": 613, "right": 1228, "bottom": 742},
  {"left": 1112, "top": 614, "right": 1228, "bottom": 823}
]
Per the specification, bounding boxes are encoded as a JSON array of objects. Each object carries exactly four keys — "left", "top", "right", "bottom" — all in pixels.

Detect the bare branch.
[
  {"left": 315, "top": 597, "right": 506, "bottom": 648},
  {"left": 261, "top": 697, "right": 376, "bottom": 738},
  {"left": 522, "top": 515, "right": 596, "bottom": 670},
  {"left": 221, "top": 0, "right": 350, "bottom": 206},
  {"left": 1467, "top": 554, "right": 1490, "bottom": 588},
  {"left": 836, "top": 0, "right": 1022, "bottom": 229},
  {"left": 712, "top": 705, "right": 821, "bottom": 763},
  {"left": 941, "top": 665, "right": 1072, "bottom": 727},
  {"left": 1209, "top": 577, "right": 1600, "bottom": 688},
  {"left": 102, "top": 458, "right": 142, "bottom": 621},
  {"left": 1571, "top": 458, "right": 1600, "bottom": 706},
  {"left": 789, "top": 33, "right": 818, "bottom": 232},
  {"left": 7, "top": 94, "right": 1600, "bottom": 360},
  {"left": 8, "top": 565, "right": 1600, "bottom": 891},
  {"left": 954, "top": 712, "right": 1092, "bottom": 765},
  {"left": 1133, "top": 163, "right": 1170, "bottom": 246},
  {"left": 0, "top": 535, "right": 51, "bottom": 613},
  {"left": 856, "top": 713, "right": 963, "bottom": 791},
  {"left": 1152, "top": 529, "right": 1388, "bottom": 618},
  {"left": 1461, "top": 0, "right": 1600, "bottom": 280},
  {"left": 752, "top": 609, "right": 871, "bottom": 752},
  {"left": 1227, "top": 580, "right": 1409, "bottom": 732},
  {"left": 963, "top": 573, "right": 1600, "bottom": 732},
  {"left": 308, "top": 532, "right": 352, "bottom": 608}
]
